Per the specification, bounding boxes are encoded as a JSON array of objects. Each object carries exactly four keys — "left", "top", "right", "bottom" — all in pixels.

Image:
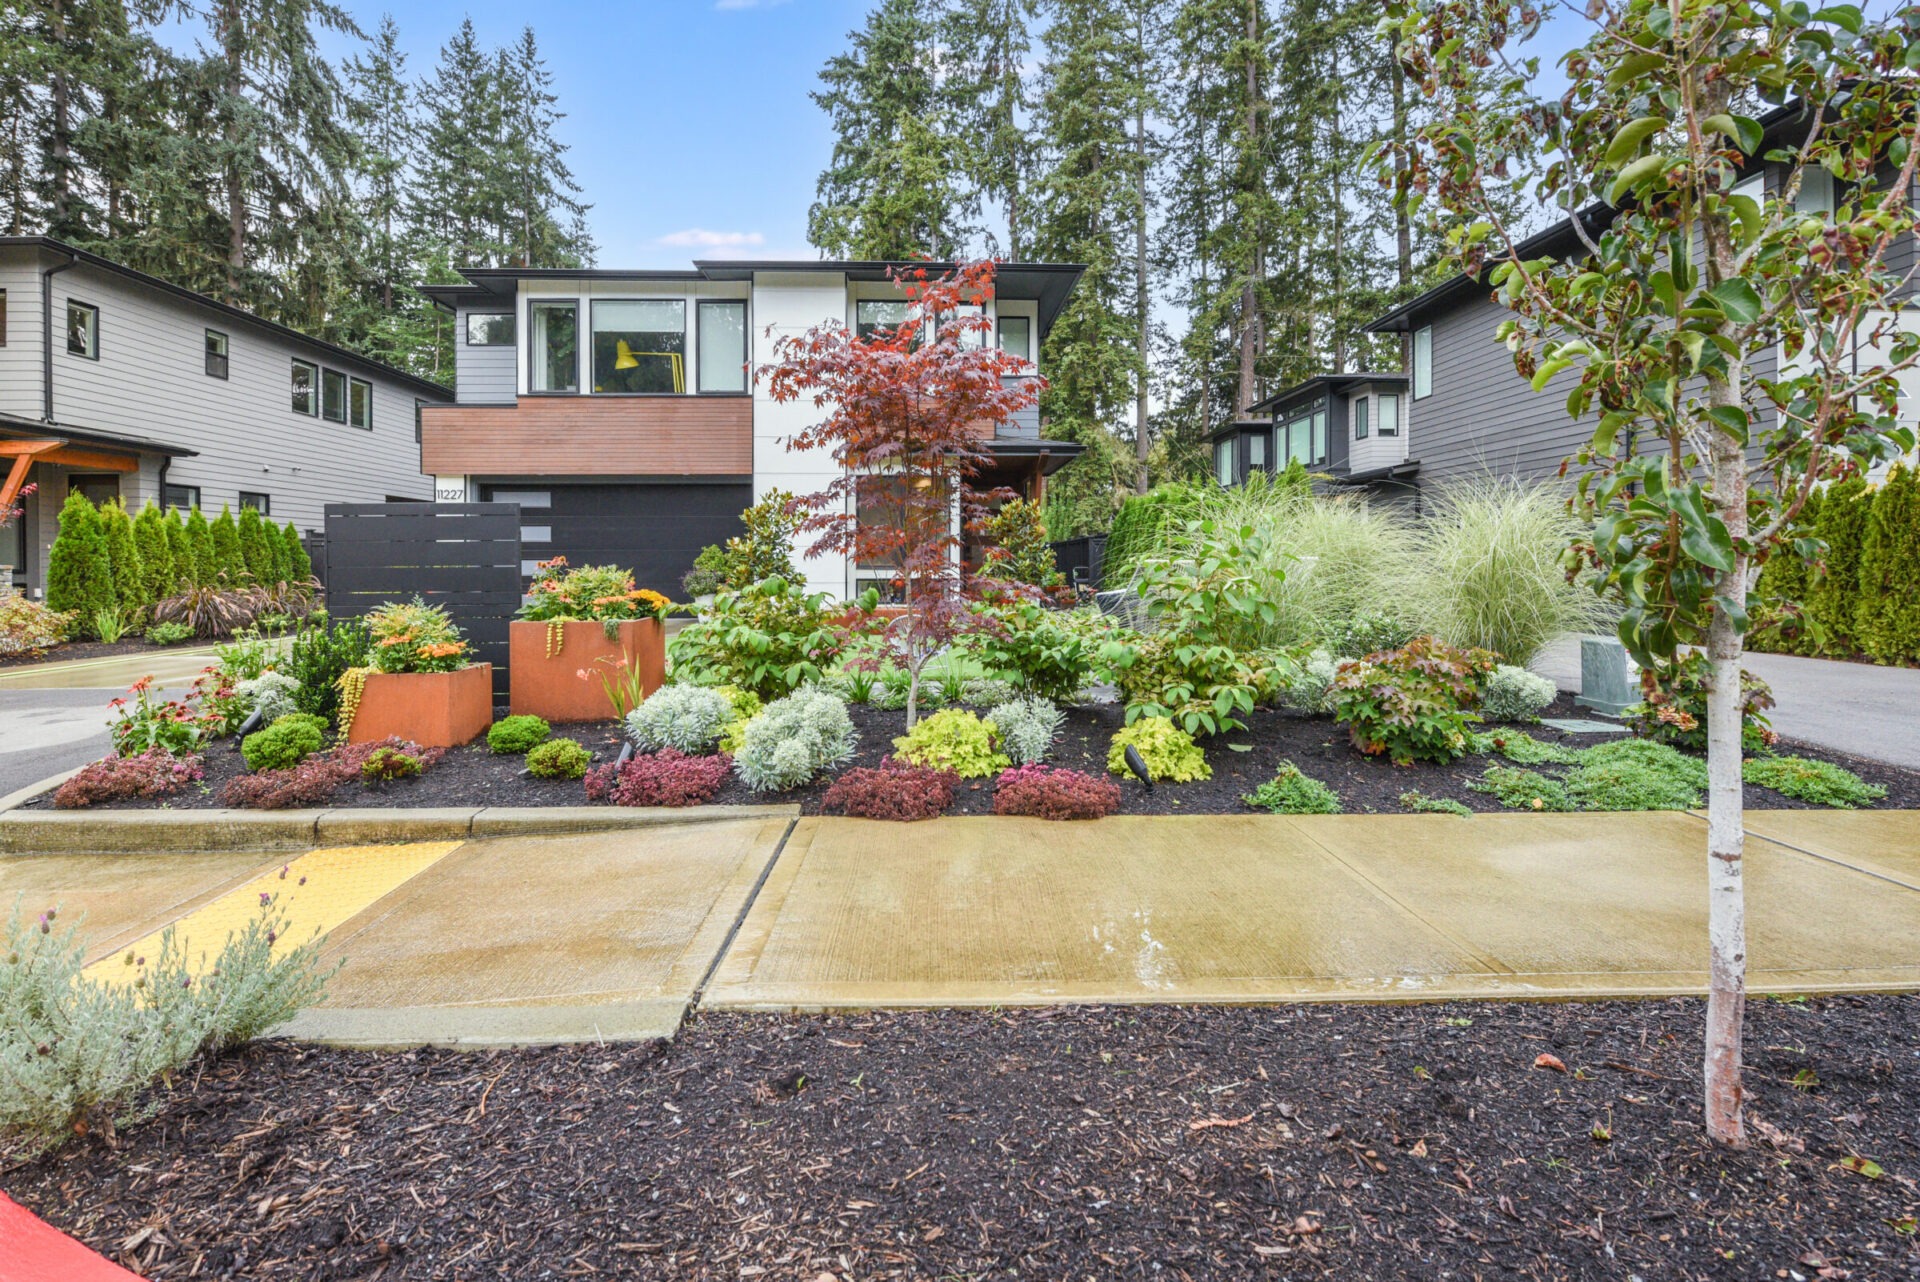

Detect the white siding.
[{"left": 750, "top": 271, "right": 851, "bottom": 597}]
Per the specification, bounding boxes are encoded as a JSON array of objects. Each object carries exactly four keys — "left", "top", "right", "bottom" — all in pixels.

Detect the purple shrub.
[
  {"left": 222, "top": 736, "right": 440, "bottom": 809},
  {"left": 821, "top": 757, "right": 958, "bottom": 821},
  {"left": 54, "top": 750, "right": 205, "bottom": 808},
  {"left": 585, "top": 750, "right": 731, "bottom": 808},
  {"left": 991, "top": 763, "right": 1122, "bottom": 820}
]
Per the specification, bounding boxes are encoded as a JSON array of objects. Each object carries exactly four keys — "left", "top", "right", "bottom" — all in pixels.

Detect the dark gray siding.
[{"left": 455, "top": 303, "right": 518, "bottom": 404}]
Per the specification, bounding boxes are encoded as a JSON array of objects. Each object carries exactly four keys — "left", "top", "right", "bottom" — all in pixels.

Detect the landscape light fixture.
[{"left": 1123, "top": 744, "right": 1153, "bottom": 792}]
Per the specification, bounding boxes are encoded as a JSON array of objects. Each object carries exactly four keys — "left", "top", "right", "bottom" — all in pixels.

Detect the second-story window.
[
  {"left": 529, "top": 301, "right": 578, "bottom": 392},
  {"left": 1354, "top": 397, "right": 1370, "bottom": 440},
  {"left": 697, "top": 300, "right": 747, "bottom": 393},
  {"left": 1412, "top": 326, "right": 1433, "bottom": 399},
  {"left": 467, "top": 313, "right": 515, "bottom": 345},
  {"left": 67, "top": 301, "right": 99, "bottom": 358},
  {"left": 322, "top": 368, "right": 347, "bottom": 422},
  {"left": 999, "top": 315, "right": 1032, "bottom": 364},
  {"left": 857, "top": 299, "right": 917, "bottom": 342},
  {"left": 1376, "top": 392, "right": 1401, "bottom": 437},
  {"left": 205, "top": 329, "right": 229, "bottom": 379},
  {"left": 291, "top": 359, "right": 318, "bottom": 414},
  {"left": 593, "top": 300, "right": 685, "bottom": 393},
  {"left": 349, "top": 377, "right": 372, "bottom": 429},
  {"left": 1247, "top": 431, "right": 1267, "bottom": 472}
]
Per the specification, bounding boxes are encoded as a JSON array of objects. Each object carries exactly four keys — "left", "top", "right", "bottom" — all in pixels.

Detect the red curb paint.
[{"left": 0, "top": 1192, "right": 148, "bottom": 1282}]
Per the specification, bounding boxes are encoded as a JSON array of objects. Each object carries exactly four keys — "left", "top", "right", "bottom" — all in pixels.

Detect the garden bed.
[
  {"left": 29, "top": 694, "right": 1920, "bottom": 813},
  {"left": 0, "top": 636, "right": 197, "bottom": 669},
  {"left": 6, "top": 995, "right": 1916, "bottom": 1279}
]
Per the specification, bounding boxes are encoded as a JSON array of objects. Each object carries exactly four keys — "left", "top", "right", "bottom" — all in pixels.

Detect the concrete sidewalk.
[{"left": 1533, "top": 634, "right": 1920, "bottom": 770}]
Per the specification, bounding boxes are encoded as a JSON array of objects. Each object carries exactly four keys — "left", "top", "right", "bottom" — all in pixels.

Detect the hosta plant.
[
  {"left": 1332, "top": 637, "right": 1497, "bottom": 765},
  {"left": 992, "top": 764, "right": 1122, "bottom": 820},
  {"left": 1106, "top": 717, "right": 1210, "bottom": 783},
  {"left": 732, "top": 688, "right": 858, "bottom": 792},
  {"left": 891, "top": 709, "right": 1009, "bottom": 778},
  {"left": 626, "top": 684, "right": 735, "bottom": 755}
]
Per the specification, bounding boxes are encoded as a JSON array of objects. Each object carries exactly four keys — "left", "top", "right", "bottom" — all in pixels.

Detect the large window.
[
  {"left": 349, "top": 377, "right": 372, "bottom": 429},
  {"left": 205, "top": 329, "right": 229, "bottom": 379},
  {"left": 593, "top": 300, "right": 685, "bottom": 393},
  {"left": 1247, "top": 431, "right": 1267, "bottom": 472},
  {"left": 67, "top": 301, "right": 98, "bottom": 358},
  {"left": 291, "top": 359, "right": 318, "bottom": 414},
  {"left": 856, "top": 299, "right": 915, "bottom": 342},
  {"left": 467, "top": 313, "right": 515, "bottom": 345},
  {"left": 1215, "top": 439, "right": 1234, "bottom": 487},
  {"left": 1412, "top": 326, "right": 1433, "bottom": 399},
  {"left": 529, "top": 301, "right": 578, "bottom": 393},
  {"left": 998, "top": 314, "right": 1032, "bottom": 363},
  {"left": 697, "top": 300, "right": 748, "bottom": 393},
  {"left": 322, "top": 368, "right": 347, "bottom": 423},
  {"left": 1279, "top": 408, "right": 1326, "bottom": 466}
]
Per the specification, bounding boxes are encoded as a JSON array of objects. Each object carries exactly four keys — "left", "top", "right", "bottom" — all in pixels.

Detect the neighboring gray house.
[{"left": 0, "top": 237, "right": 453, "bottom": 596}]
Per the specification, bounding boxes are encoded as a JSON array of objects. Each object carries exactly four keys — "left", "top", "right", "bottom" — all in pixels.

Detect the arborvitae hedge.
[
  {"left": 162, "top": 508, "right": 194, "bottom": 594},
  {"left": 1751, "top": 486, "right": 1822, "bottom": 655},
  {"left": 1750, "top": 470, "right": 1920, "bottom": 667},
  {"left": 184, "top": 508, "right": 217, "bottom": 587},
  {"left": 131, "top": 502, "right": 174, "bottom": 607},
  {"left": 98, "top": 502, "right": 145, "bottom": 613},
  {"left": 210, "top": 505, "right": 245, "bottom": 584},
  {"left": 1856, "top": 463, "right": 1920, "bottom": 665},
  {"left": 282, "top": 521, "right": 312, "bottom": 582},
  {"left": 236, "top": 503, "right": 274, "bottom": 584},
  {"left": 1803, "top": 477, "right": 1871, "bottom": 656},
  {"left": 45, "top": 492, "right": 116, "bottom": 631}
]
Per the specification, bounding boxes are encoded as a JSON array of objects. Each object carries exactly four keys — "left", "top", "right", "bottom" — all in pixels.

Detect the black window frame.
[
  {"left": 66, "top": 300, "right": 99, "bottom": 358},
  {"left": 161, "top": 483, "right": 200, "bottom": 511},
  {"left": 1354, "top": 396, "right": 1370, "bottom": 440},
  {"left": 696, "top": 299, "right": 749, "bottom": 394},
  {"left": 238, "top": 491, "right": 271, "bottom": 516},
  {"left": 1411, "top": 326, "right": 1433, "bottom": 400},
  {"left": 321, "top": 368, "right": 347, "bottom": 423},
  {"left": 291, "top": 359, "right": 318, "bottom": 415},
  {"left": 1376, "top": 392, "right": 1401, "bottom": 438},
  {"left": 204, "top": 328, "right": 229, "bottom": 379},
  {"left": 590, "top": 298, "right": 687, "bottom": 395},
  {"left": 466, "top": 312, "right": 516, "bottom": 346},
  {"left": 348, "top": 376, "right": 373, "bottom": 430},
  {"left": 527, "top": 299, "right": 579, "bottom": 394},
  {"left": 998, "top": 313, "right": 1033, "bottom": 364}
]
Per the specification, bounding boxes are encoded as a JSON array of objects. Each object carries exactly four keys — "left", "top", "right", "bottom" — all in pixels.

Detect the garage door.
[{"left": 481, "top": 482, "right": 752, "bottom": 594}]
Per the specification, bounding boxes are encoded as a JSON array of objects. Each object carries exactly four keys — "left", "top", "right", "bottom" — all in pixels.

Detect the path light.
[
  {"left": 1123, "top": 744, "right": 1153, "bottom": 792},
  {"left": 230, "top": 707, "right": 263, "bottom": 751},
  {"left": 614, "top": 742, "right": 633, "bottom": 768}
]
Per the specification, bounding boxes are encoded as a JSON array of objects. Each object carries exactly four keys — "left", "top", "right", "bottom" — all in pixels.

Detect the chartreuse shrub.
[
  {"left": 626, "top": 684, "right": 735, "bottom": 754},
  {"left": 488, "top": 714, "right": 552, "bottom": 755},
  {"left": 1742, "top": 756, "right": 1886, "bottom": 809},
  {"left": 360, "top": 746, "right": 424, "bottom": 781},
  {"left": 716, "top": 685, "right": 763, "bottom": 754},
  {"left": 1481, "top": 665, "right": 1556, "bottom": 723},
  {"left": 733, "top": 688, "right": 858, "bottom": 792},
  {"left": 985, "top": 696, "right": 1062, "bottom": 767},
  {"left": 1333, "top": 638, "right": 1497, "bottom": 765},
  {"left": 892, "top": 709, "right": 1009, "bottom": 778},
  {"left": 1242, "top": 763, "right": 1341, "bottom": 814},
  {"left": 1, "top": 897, "right": 331, "bottom": 1154},
  {"left": 527, "top": 738, "right": 592, "bottom": 780},
  {"left": 1107, "top": 717, "right": 1210, "bottom": 783},
  {"left": 242, "top": 713, "right": 328, "bottom": 772}
]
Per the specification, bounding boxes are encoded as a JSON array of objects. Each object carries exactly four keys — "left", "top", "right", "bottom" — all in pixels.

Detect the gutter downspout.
[{"left": 41, "top": 247, "right": 77, "bottom": 423}]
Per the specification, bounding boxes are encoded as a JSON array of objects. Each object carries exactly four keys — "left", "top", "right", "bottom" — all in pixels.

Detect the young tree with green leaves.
[{"left": 1388, "top": 0, "right": 1920, "bottom": 1145}]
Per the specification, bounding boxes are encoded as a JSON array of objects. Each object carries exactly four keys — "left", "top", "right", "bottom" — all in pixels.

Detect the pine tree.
[
  {"left": 185, "top": 506, "right": 218, "bottom": 587},
  {"left": 941, "top": 0, "right": 1038, "bottom": 257},
  {"left": 210, "top": 504, "right": 245, "bottom": 585},
  {"left": 236, "top": 502, "right": 272, "bottom": 583},
  {"left": 1855, "top": 464, "right": 1920, "bottom": 665},
  {"left": 414, "top": 20, "right": 506, "bottom": 269},
  {"left": 45, "top": 492, "right": 116, "bottom": 633},
  {"left": 496, "top": 29, "right": 593, "bottom": 268},
  {"left": 1806, "top": 478, "right": 1870, "bottom": 657},
  {"left": 99, "top": 501, "right": 144, "bottom": 613},
  {"left": 282, "top": 520, "right": 312, "bottom": 582},
  {"left": 131, "top": 501, "right": 175, "bottom": 607},
  {"left": 163, "top": 507, "right": 193, "bottom": 593}
]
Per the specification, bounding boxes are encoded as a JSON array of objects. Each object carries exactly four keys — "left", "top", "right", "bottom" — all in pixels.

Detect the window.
[
  {"left": 348, "top": 377, "right": 372, "bottom": 429},
  {"left": 856, "top": 299, "right": 916, "bottom": 342},
  {"left": 466, "top": 313, "right": 515, "bottom": 345},
  {"left": 1794, "top": 167, "right": 1835, "bottom": 216},
  {"left": 592, "top": 300, "right": 685, "bottom": 394},
  {"left": 1215, "top": 440, "right": 1234, "bottom": 487},
  {"left": 1247, "top": 431, "right": 1267, "bottom": 471},
  {"left": 998, "top": 314, "right": 1032, "bottom": 364},
  {"left": 204, "top": 329, "right": 229, "bottom": 379},
  {"left": 529, "top": 301, "right": 578, "bottom": 392},
  {"left": 1311, "top": 410, "right": 1326, "bottom": 463},
  {"left": 291, "top": 359, "right": 317, "bottom": 414},
  {"left": 66, "top": 301, "right": 98, "bottom": 358},
  {"left": 0, "top": 288, "right": 7, "bottom": 345},
  {"left": 1354, "top": 397, "right": 1370, "bottom": 440},
  {"left": 161, "top": 483, "right": 200, "bottom": 511},
  {"left": 1412, "top": 326, "right": 1432, "bottom": 399},
  {"left": 239, "top": 491, "right": 271, "bottom": 515},
  {"left": 697, "top": 300, "right": 748, "bottom": 393},
  {"left": 321, "top": 368, "right": 347, "bottom": 423},
  {"left": 1376, "top": 392, "right": 1401, "bottom": 437}
]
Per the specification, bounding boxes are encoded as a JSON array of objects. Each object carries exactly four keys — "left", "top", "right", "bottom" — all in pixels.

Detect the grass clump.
[
  {"left": 1472, "top": 766, "right": 1575, "bottom": 812},
  {"left": 1242, "top": 762, "right": 1342, "bottom": 814},
  {"left": 1742, "top": 755, "right": 1885, "bottom": 808},
  {"left": 1399, "top": 790, "right": 1472, "bottom": 817}
]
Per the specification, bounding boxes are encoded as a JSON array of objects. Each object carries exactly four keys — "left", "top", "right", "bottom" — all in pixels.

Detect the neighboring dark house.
[{"left": 1212, "top": 372, "right": 1417, "bottom": 500}]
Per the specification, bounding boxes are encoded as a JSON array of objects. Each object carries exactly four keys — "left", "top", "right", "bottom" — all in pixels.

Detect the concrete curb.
[
  {"left": 0, "top": 765, "right": 86, "bottom": 814},
  {"left": 0, "top": 803, "right": 803, "bottom": 855}
]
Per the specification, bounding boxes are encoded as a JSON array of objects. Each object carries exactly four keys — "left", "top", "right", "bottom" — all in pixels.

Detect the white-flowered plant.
[
  {"left": 732, "top": 688, "right": 858, "bottom": 792},
  {"left": 1482, "top": 664, "right": 1557, "bottom": 723},
  {"left": 234, "top": 671, "right": 300, "bottom": 725},
  {"left": 625, "top": 683, "right": 736, "bottom": 755},
  {"left": 985, "top": 695, "right": 1062, "bottom": 767}
]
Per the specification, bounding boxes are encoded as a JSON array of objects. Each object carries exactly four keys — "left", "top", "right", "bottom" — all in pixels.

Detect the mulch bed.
[
  {"left": 34, "top": 693, "right": 1920, "bottom": 813},
  {"left": 0, "top": 637, "right": 199, "bottom": 670},
  {"left": 6, "top": 997, "right": 1916, "bottom": 1279}
]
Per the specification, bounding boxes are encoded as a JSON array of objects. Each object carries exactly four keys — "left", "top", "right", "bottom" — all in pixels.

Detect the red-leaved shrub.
[
  {"left": 54, "top": 750, "right": 205, "bottom": 809},
  {"left": 585, "top": 750, "right": 730, "bottom": 807},
  {"left": 221, "top": 736, "right": 440, "bottom": 809},
  {"left": 821, "top": 757, "right": 958, "bottom": 821},
  {"left": 991, "top": 763, "right": 1122, "bottom": 820}
]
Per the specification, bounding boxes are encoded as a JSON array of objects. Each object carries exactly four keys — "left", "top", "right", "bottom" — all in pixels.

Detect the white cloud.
[{"left": 656, "top": 228, "right": 767, "bottom": 249}]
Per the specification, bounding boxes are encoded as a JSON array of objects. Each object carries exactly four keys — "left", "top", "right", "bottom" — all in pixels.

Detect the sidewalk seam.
[
  {"left": 1683, "top": 811, "right": 1920, "bottom": 893},
  {"left": 688, "top": 817, "right": 797, "bottom": 1014}
]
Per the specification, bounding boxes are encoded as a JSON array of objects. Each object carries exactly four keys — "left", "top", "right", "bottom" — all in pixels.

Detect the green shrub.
[
  {"left": 733, "top": 688, "right": 857, "bottom": 791},
  {"left": 210, "top": 505, "right": 246, "bottom": 584},
  {"left": 969, "top": 601, "right": 1100, "bottom": 703},
  {"left": 281, "top": 521, "right": 312, "bottom": 583},
  {"left": 131, "top": 503, "right": 175, "bottom": 609},
  {"left": 361, "top": 747, "right": 424, "bottom": 781},
  {"left": 144, "top": 621, "right": 196, "bottom": 646},
  {"left": 984, "top": 696, "right": 1062, "bottom": 766},
  {"left": 527, "top": 737, "right": 592, "bottom": 779},
  {"left": 487, "top": 714, "right": 552, "bottom": 755},
  {"left": 1805, "top": 477, "right": 1870, "bottom": 656},
  {"left": 1333, "top": 637, "right": 1496, "bottom": 765},
  {"left": 892, "top": 709, "right": 1010, "bottom": 778},
  {"left": 242, "top": 713, "right": 328, "bottom": 771},
  {"left": 45, "top": 492, "right": 116, "bottom": 634},
  {"left": 1855, "top": 462, "right": 1920, "bottom": 665},
  {"left": 163, "top": 509, "right": 194, "bottom": 593},
  {"left": 1563, "top": 739, "right": 1705, "bottom": 811},
  {"left": 978, "top": 498, "right": 1064, "bottom": 589},
  {"left": 1106, "top": 716, "right": 1210, "bottom": 782},
  {"left": 1749, "top": 486, "right": 1823, "bottom": 655},
  {"left": 98, "top": 502, "right": 145, "bottom": 614},
  {"left": 1625, "top": 652, "right": 1777, "bottom": 754},
  {"left": 285, "top": 616, "right": 372, "bottom": 726},
  {"left": 1102, "top": 484, "right": 1200, "bottom": 588},
  {"left": 1243, "top": 762, "right": 1341, "bottom": 814},
  {"left": 1482, "top": 665, "right": 1556, "bottom": 722},
  {"left": 1472, "top": 766, "right": 1575, "bottom": 811},
  {"left": 1742, "top": 755, "right": 1886, "bottom": 809},
  {"left": 236, "top": 503, "right": 274, "bottom": 585},
  {"left": 0, "top": 595, "right": 72, "bottom": 656},
  {"left": 669, "top": 577, "right": 849, "bottom": 702},
  {"left": 720, "top": 489, "right": 803, "bottom": 589},
  {"left": 184, "top": 507, "right": 218, "bottom": 588},
  {"left": 682, "top": 543, "right": 727, "bottom": 597},
  {"left": 1399, "top": 790, "right": 1471, "bottom": 817},
  {"left": 1281, "top": 650, "right": 1342, "bottom": 715}
]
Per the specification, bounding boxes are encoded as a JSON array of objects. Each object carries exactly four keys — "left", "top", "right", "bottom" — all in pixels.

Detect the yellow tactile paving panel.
[
  {"left": 82, "top": 842, "right": 463, "bottom": 984},
  {"left": 1, "top": 850, "right": 278, "bottom": 964}
]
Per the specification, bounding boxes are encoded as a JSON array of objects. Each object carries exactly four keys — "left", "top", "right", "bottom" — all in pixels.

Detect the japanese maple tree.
[
  {"left": 1385, "top": 0, "right": 1920, "bottom": 1145},
  {"left": 762, "top": 260, "right": 1045, "bottom": 725}
]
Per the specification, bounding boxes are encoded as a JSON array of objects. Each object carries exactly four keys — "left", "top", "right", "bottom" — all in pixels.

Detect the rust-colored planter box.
[
  {"left": 509, "top": 619, "right": 665, "bottom": 723},
  {"left": 347, "top": 664, "right": 494, "bottom": 748}
]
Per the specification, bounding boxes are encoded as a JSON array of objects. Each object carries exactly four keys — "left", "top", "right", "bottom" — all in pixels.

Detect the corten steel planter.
[
  {"left": 347, "top": 664, "right": 494, "bottom": 748},
  {"left": 509, "top": 619, "right": 665, "bottom": 723}
]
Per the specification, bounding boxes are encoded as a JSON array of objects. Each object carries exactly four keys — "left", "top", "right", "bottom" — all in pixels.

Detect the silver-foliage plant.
[
  {"left": 733, "top": 688, "right": 858, "bottom": 792},
  {"left": 235, "top": 671, "right": 301, "bottom": 725},
  {"left": 1282, "top": 650, "right": 1344, "bottom": 716},
  {"left": 985, "top": 696, "right": 1063, "bottom": 766},
  {"left": 625, "top": 683, "right": 736, "bottom": 755},
  {"left": 1481, "top": 664, "right": 1557, "bottom": 723}
]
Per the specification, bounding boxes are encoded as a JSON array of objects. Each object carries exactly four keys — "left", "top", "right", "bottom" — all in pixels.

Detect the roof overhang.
[
  {"left": 0, "top": 413, "right": 196, "bottom": 459},
  {"left": 1247, "top": 372, "right": 1409, "bottom": 416},
  {"left": 1330, "top": 459, "right": 1422, "bottom": 486},
  {"left": 982, "top": 438, "right": 1087, "bottom": 476}
]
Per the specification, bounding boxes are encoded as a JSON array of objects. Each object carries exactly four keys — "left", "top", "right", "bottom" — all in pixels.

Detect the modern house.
[
  {"left": 1210, "top": 371, "right": 1418, "bottom": 502},
  {"left": 417, "top": 260, "right": 1085, "bottom": 598},
  {"left": 0, "top": 237, "right": 454, "bottom": 596}
]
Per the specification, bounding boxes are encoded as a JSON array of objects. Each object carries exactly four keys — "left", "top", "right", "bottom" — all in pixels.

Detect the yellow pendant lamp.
[{"left": 613, "top": 339, "right": 640, "bottom": 371}]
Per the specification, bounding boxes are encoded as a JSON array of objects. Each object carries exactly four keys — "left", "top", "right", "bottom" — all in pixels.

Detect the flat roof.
[{"left": 1244, "top": 372, "right": 1408, "bottom": 417}]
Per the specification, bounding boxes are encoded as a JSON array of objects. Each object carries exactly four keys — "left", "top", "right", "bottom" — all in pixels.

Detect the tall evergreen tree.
[
  {"left": 496, "top": 28, "right": 594, "bottom": 268},
  {"left": 99, "top": 500, "right": 144, "bottom": 612},
  {"left": 185, "top": 506, "right": 218, "bottom": 588},
  {"left": 210, "top": 504, "right": 245, "bottom": 583},
  {"left": 131, "top": 501, "right": 175, "bottom": 606},
  {"left": 941, "top": 0, "right": 1038, "bottom": 257},
  {"left": 162, "top": 506, "right": 193, "bottom": 593},
  {"left": 45, "top": 492, "right": 115, "bottom": 631}
]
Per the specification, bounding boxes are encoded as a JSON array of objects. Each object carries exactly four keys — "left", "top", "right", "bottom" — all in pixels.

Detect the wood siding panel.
[{"left": 420, "top": 396, "right": 753, "bottom": 476}]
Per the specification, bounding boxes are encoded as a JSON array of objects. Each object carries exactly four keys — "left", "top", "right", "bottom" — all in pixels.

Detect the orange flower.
[
  {"left": 378, "top": 635, "right": 412, "bottom": 648},
  {"left": 635, "top": 589, "right": 670, "bottom": 607},
  {"left": 418, "top": 642, "right": 466, "bottom": 659}
]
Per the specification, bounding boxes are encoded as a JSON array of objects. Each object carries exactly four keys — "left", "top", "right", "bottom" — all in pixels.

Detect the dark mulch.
[
  {"left": 0, "top": 636, "right": 200, "bottom": 670},
  {"left": 7, "top": 998, "right": 1917, "bottom": 1280},
  {"left": 38, "top": 692, "right": 1920, "bottom": 814}
]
